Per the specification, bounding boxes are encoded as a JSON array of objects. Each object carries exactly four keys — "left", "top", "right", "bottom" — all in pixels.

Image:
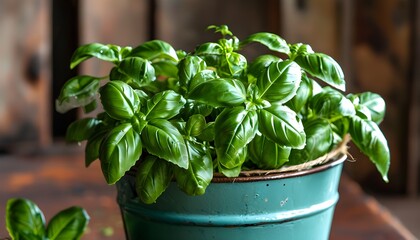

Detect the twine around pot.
[{"left": 215, "top": 134, "right": 351, "bottom": 178}]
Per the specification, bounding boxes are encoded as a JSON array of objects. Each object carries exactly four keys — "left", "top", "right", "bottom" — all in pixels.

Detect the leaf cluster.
[
  {"left": 56, "top": 25, "right": 390, "bottom": 203},
  {"left": 5, "top": 198, "right": 89, "bottom": 240}
]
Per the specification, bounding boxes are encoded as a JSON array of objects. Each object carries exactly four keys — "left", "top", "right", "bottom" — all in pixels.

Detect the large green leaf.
[
  {"left": 141, "top": 119, "right": 188, "bottom": 169},
  {"left": 135, "top": 155, "right": 174, "bottom": 204},
  {"left": 247, "top": 55, "right": 281, "bottom": 81},
  {"left": 174, "top": 141, "right": 213, "bottom": 195},
  {"left": 70, "top": 43, "right": 119, "bottom": 69},
  {"left": 288, "top": 118, "right": 333, "bottom": 165},
  {"left": 286, "top": 73, "right": 312, "bottom": 113},
  {"left": 180, "top": 100, "right": 213, "bottom": 119},
  {"left": 349, "top": 116, "right": 390, "bottom": 182},
  {"left": 99, "top": 123, "right": 142, "bottom": 184},
  {"left": 144, "top": 90, "right": 186, "bottom": 120},
  {"left": 65, "top": 118, "right": 101, "bottom": 142},
  {"left": 187, "top": 69, "right": 219, "bottom": 92},
  {"left": 256, "top": 60, "right": 302, "bottom": 103},
  {"left": 178, "top": 55, "right": 207, "bottom": 88},
  {"left": 6, "top": 198, "right": 46, "bottom": 240},
  {"left": 130, "top": 40, "right": 178, "bottom": 62},
  {"left": 248, "top": 135, "right": 291, "bottom": 169},
  {"left": 85, "top": 127, "right": 111, "bottom": 167},
  {"left": 56, "top": 75, "right": 100, "bottom": 113},
  {"left": 46, "top": 207, "right": 89, "bottom": 240},
  {"left": 152, "top": 60, "right": 178, "bottom": 78},
  {"left": 185, "top": 114, "right": 207, "bottom": 137},
  {"left": 219, "top": 52, "right": 247, "bottom": 78},
  {"left": 115, "top": 57, "right": 156, "bottom": 88},
  {"left": 331, "top": 117, "right": 350, "bottom": 145},
  {"left": 348, "top": 92, "right": 386, "bottom": 124},
  {"left": 214, "top": 107, "right": 258, "bottom": 169},
  {"left": 99, "top": 81, "right": 140, "bottom": 120},
  {"left": 217, "top": 147, "right": 247, "bottom": 177},
  {"left": 258, "top": 104, "right": 306, "bottom": 149},
  {"left": 194, "top": 42, "right": 224, "bottom": 66},
  {"left": 197, "top": 122, "right": 215, "bottom": 142},
  {"left": 240, "top": 32, "right": 290, "bottom": 55},
  {"left": 188, "top": 78, "right": 246, "bottom": 107},
  {"left": 294, "top": 53, "right": 345, "bottom": 91},
  {"left": 309, "top": 88, "right": 355, "bottom": 119}
]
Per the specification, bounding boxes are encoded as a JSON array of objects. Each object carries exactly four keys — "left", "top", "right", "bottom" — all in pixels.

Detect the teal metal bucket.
[{"left": 116, "top": 155, "right": 346, "bottom": 240}]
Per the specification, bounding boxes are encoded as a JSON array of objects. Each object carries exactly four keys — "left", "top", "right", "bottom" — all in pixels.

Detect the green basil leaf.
[
  {"left": 349, "top": 116, "right": 390, "bottom": 182},
  {"left": 248, "top": 135, "right": 291, "bottom": 169},
  {"left": 349, "top": 92, "right": 386, "bottom": 124},
  {"left": 288, "top": 43, "right": 314, "bottom": 58},
  {"left": 294, "top": 53, "right": 345, "bottom": 91},
  {"left": 178, "top": 56, "right": 207, "bottom": 88},
  {"left": 256, "top": 60, "right": 302, "bottom": 103},
  {"left": 240, "top": 32, "right": 290, "bottom": 55},
  {"left": 99, "top": 123, "right": 142, "bottom": 184},
  {"left": 109, "top": 66, "right": 130, "bottom": 81},
  {"left": 197, "top": 122, "right": 215, "bottom": 142},
  {"left": 186, "top": 114, "right": 207, "bottom": 137},
  {"left": 207, "top": 25, "right": 233, "bottom": 36},
  {"left": 215, "top": 107, "right": 258, "bottom": 169},
  {"left": 219, "top": 52, "right": 247, "bottom": 78},
  {"left": 353, "top": 104, "right": 372, "bottom": 120},
  {"left": 130, "top": 40, "right": 178, "bottom": 62},
  {"left": 56, "top": 76, "right": 100, "bottom": 113},
  {"left": 141, "top": 119, "right": 188, "bottom": 169},
  {"left": 288, "top": 118, "right": 333, "bottom": 164},
  {"left": 135, "top": 155, "right": 174, "bottom": 204},
  {"left": 174, "top": 141, "right": 213, "bottom": 195},
  {"left": 180, "top": 100, "right": 214, "bottom": 119},
  {"left": 46, "top": 207, "right": 89, "bottom": 240},
  {"left": 85, "top": 127, "right": 110, "bottom": 167},
  {"left": 194, "top": 42, "right": 224, "bottom": 66},
  {"left": 6, "top": 198, "right": 46, "bottom": 240},
  {"left": 144, "top": 90, "right": 186, "bottom": 120},
  {"left": 70, "top": 43, "right": 119, "bottom": 69},
  {"left": 188, "top": 69, "right": 219, "bottom": 91},
  {"left": 116, "top": 57, "right": 156, "bottom": 88},
  {"left": 217, "top": 148, "right": 246, "bottom": 177},
  {"left": 65, "top": 118, "right": 101, "bottom": 142},
  {"left": 99, "top": 81, "right": 140, "bottom": 120},
  {"left": 82, "top": 100, "right": 97, "bottom": 114},
  {"left": 309, "top": 88, "right": 355, "bottom": 118},
  {"left": 258, "top": 104, "right": 306, "bottom": 149},
  {"left": 247, "top": 55, "right": 281, "bottom": 81},
  {"left": 331, "top": 117, "right": 350, "bottom": 143},
  {"left": 153, "top": 60, "right": 178, "bottom": 78},
  {"left": 286, "top": 73, "right": 312, "bottom": 113},
  {"left": 134, "top": 89, "right": 150, "bottom": 105},
  {"left": 188, "top": 78, "right": 246, "bottom": 107}
]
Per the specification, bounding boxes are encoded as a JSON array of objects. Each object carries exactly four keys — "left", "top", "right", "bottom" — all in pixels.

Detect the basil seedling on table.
[{"left": 6, "top": 198, "right": 89, "bottom": 240}]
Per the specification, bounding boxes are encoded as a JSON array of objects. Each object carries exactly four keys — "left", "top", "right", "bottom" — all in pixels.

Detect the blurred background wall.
[{"left": 0, "top": 0, "right": 419, "bottom": 196}]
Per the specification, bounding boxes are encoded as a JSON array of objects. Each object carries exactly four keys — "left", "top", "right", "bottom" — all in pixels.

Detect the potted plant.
[{"left": 56, "top": 25, "right": 390, "bottom": 240}]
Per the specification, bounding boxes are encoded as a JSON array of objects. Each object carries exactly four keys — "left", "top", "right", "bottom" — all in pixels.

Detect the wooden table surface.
[{"left": 0, "top": 146, "right": 416, "bottom": 240}]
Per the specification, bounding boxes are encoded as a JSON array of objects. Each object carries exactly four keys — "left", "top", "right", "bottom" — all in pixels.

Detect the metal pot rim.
[{"left": 212, "top": 154, "right": 347, "bottom": 183}]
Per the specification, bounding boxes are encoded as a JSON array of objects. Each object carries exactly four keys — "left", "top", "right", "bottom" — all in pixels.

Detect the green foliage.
[
  {"left": 6, "top": 198, "right": 89, "bottom": 240},
  {"left": 56, "top": 24, "right": 391, "bottom": 204}
]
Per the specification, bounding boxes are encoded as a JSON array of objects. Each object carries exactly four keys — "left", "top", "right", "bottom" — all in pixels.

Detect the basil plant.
[
  {"left": 5, "top": 198, "right": 89, "bottom": 240},
  {"left": 56, "top": 25, "right": 390, "bottom": 204}
]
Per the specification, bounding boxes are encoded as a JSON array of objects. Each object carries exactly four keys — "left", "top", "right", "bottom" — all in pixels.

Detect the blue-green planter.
[{"left": 116, "top": 155, "right": 346, "bottom": 240}]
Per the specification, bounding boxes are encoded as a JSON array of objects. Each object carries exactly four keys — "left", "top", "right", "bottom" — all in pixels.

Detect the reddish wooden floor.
[{"left": 0, "top": 145, "right": 415, "bottom": 240}]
